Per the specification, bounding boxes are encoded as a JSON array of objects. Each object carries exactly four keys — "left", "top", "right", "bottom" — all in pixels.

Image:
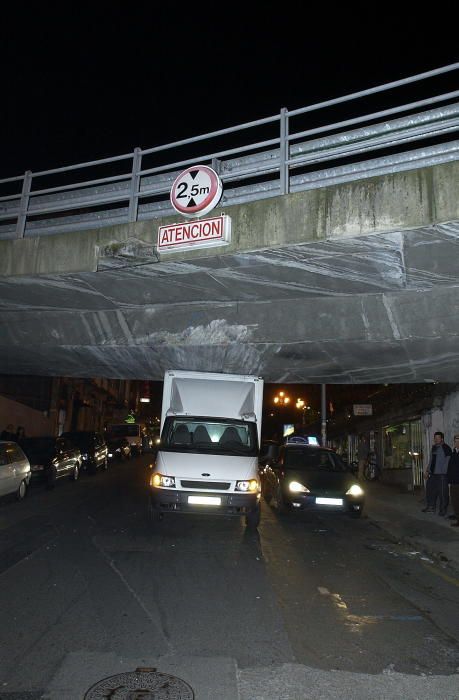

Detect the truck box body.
[
  {"left": 160, "top": 370, "right": 264, "bottom": 441},
  {"left": 150, "top": 370, "right": 264, "bottom": 527}
]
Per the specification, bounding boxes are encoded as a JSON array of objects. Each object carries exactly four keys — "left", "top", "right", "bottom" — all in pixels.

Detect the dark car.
[
  {"left": 261, "top": 443, "right": 365, "bottom": 518},
  {"left": 61, "top": 431, "right": 108, "bottom": 473},
  {"left": 106, "top": 436, "right": 131, "bottom": 462},
  {"left": 20, "top": 436, "right": 82, "bottom": 488}
]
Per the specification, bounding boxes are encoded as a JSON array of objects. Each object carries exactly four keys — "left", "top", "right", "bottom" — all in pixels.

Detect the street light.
[
  {"left": 274, "top": 391, "right": 290, "bottom": 405},
  {"left": 296, "top": 398, "right": 307, "bottom": 425}
]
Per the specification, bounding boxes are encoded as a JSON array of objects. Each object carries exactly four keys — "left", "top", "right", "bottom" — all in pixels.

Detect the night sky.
[{"left": 1, "top": 5, "right": 458, "bottom": 179}]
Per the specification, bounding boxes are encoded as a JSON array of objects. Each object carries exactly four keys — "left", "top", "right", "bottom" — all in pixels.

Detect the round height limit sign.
[{"left": 170, "top": 165, "right": 222, "bottom": 217}]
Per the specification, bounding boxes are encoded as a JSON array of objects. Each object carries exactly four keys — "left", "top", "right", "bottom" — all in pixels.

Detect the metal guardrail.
[{"left": 0, "top": 63, "right": 458, "bottom": 240}]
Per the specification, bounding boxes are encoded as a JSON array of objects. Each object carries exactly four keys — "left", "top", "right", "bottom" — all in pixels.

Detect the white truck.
[{"left": 149, "top": 370, "right": 264, "bottom": 528}]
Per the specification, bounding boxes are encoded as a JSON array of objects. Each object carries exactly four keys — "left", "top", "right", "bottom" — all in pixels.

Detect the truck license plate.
[{"left": 188, "top": 495, "right": 221, "bottom": 506}]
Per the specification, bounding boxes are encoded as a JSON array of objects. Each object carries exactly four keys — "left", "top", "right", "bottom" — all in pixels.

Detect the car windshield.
[
  {"left": 161, "top": 417, "right": 258, "bottom": 455},
  {"left": 284, "top": 448, "right": 346, "bottom": 472},
  {"left": 21, "top": 437, "right": 55, "bottom": 458}
]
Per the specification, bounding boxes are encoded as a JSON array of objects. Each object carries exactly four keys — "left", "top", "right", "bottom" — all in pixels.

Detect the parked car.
[
  {"left": 61, "top": 431, "right": 108, "bottom": 473},
  {"left": 261, "top": 443, "right": 365, "bottom": 518},
  {"left": 106, "top": 423, "right": 143, "bottom": 455},
  {"left": 0, "top": 441, "right": 31, "bottom": 501},
  {"left": 20, "top": 436, "right": 81, "bottom": 488},
  {"left": 106, "top": 436, "right": 131, "bottom": 462}
]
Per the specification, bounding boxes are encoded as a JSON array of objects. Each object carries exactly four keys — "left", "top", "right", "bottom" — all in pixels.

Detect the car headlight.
[
  {"left": 150, "top": 473, "right": 176, "bottom": 488},
  {"left": 108, "top": 452, "right": 113, "bottom": 458},
  {"left": 235, "top": 479, "right": 260, "bottom": 492},
  {"left": 289, "top": 481, "right": 310, "bottom": 493},
  {"left": 346, "top": 484, "right": 364, "bottom": 497}
]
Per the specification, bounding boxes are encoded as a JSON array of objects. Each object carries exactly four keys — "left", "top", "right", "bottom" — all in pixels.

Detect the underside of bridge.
[
  {"left": 1, "top": 222, "right": 459, "bottom": 383},
  {"left": 1, "top": 164, "right": 458, "bottom": 383}
]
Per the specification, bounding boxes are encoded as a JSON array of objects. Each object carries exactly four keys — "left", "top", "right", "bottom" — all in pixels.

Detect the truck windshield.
[{"left": 161, "top": 418, "right": 258, "bottom": 455}]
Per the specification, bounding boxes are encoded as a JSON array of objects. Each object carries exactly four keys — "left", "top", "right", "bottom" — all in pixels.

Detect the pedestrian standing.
[
  {"left": 357, "top": 434, "right": 369, "bottom": 481},
  {"left": 448, "top": 434, "right": 459, "bottom": 527},
  {"left": 422, "top": 431, "right": 452, "bottom": 516},
  {"left": 16, "top": 426, "right": 26, "bottom": 443},
  {"left": 0, "top": 424, "right": 16, "bottom": 441}
]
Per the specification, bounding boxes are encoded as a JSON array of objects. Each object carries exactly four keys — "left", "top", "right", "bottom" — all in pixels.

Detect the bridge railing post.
[
  {"left": 279, "top": 108, "right": 289, "bottom": 195},
  {"left": 16, "top": 170, "right": 32, "bottom": 238},
  {"left": 128, "top": 147, "right": 142, "bottom": 223},
  {"left": 211, "top": 157, "right": 221, "bottom": 174}
]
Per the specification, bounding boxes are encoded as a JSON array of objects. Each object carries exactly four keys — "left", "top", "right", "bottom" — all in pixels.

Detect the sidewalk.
[{"left": 363, "top": 479, "right": 459, "bottom": 572}]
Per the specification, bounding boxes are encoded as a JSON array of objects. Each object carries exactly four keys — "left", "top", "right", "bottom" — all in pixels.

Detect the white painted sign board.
[
  {"left": 157, "top": 214, "right": 231, "bottom": 252},
  {"left": 353, "top": 404, "right": 373, "bottom": 416}
]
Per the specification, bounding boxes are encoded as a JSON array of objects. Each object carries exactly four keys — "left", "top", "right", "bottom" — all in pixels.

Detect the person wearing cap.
[{"left": 447, "top": 435, "right": 459, "bottom": 526}]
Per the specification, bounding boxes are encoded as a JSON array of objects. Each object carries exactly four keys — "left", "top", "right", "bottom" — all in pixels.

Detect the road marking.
[
  {"left": 318, "top": 586, "right": 423, "bottom": 623},
  {"left": 422, "top": 562, "right": 459, "bottom": 588}
]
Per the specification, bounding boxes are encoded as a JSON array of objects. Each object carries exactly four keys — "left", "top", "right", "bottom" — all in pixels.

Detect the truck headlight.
[
  {"left": 289, "top": 481, "right": 310, "bottom": 493},
  {"left": 235, "top": 479, "right": 259, "bottom": 492},
  {"left": 346, "top": 484, "right": 364, "bottom": 497},
  {"left": 150, "top": 473, "right": 176, "bottom": 488}
]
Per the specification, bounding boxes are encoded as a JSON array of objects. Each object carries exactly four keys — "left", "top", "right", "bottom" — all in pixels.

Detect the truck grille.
[{"left": 180, "top": 480, "right": 231, "bottom": 490}]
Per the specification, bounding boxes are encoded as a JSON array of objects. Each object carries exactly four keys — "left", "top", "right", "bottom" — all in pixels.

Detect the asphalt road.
[{"left": 0, "top": 455, "right": 459, "bottom": 698}]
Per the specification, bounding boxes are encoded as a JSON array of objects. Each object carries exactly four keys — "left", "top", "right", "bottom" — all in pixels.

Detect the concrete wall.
[
  {"left": 0, "top": 395, "right": 55, "bottom": 437},
  {"left": 1, "top": 161, "right": 458, "bottom": 277}
]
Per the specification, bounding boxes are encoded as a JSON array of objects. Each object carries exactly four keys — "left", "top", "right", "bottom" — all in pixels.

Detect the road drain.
[{"left": 84, "top": 666, "right": 194, "bottom": 699}]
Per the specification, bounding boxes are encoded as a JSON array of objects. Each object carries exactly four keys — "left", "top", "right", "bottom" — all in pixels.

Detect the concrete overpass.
[
  {"left": 1, "top": 66, "right": 458, "bottom": 383},
  {"left": 1, "top": 159, "right": 458, "bottom": 383}
]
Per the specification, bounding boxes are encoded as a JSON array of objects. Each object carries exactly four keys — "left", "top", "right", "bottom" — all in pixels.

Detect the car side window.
[
  {"left": 55, "top": 439, "right": 65, "bottom": 453},
  {"left": 0, "top": 446, "right": 8, "bottom": 466},
  {"left": 330, "top": 453, "right": 346, "bottom": 471}
]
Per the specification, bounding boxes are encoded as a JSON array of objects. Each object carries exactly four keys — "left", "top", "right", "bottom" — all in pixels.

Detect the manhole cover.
[{"left": 84, "top": 667, "right": 194, "bottom": 699}]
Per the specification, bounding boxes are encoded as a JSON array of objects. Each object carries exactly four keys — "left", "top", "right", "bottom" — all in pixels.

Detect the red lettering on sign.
[
  {"left": 160, "top": 229, "right": 171, "bottom": 245},
  {"left": 157, "top": 215, "right": 230, "bottom": 250}
]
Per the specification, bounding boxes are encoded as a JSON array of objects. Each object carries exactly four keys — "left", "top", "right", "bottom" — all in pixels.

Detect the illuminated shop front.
[{"left": 383, "top": 420, "right": 424, "bottom": 486}]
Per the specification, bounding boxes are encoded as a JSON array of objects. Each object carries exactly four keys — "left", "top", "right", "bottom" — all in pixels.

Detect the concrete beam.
[{"left": 0, "top": 161, "right": 458, "bottom": 278}]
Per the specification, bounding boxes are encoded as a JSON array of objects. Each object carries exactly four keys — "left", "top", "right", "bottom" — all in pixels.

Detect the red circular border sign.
[{"left": 170, "top": 165, "right": 222, "bottom": 217}]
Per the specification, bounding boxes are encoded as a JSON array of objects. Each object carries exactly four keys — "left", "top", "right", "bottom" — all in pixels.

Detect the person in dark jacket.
[
  {"left": 0, "top": 424, "right": 16, "bottom": 441},
  {"left": 423, "top": 431, "right": 452, "bottom": 516},
  {"left": 448, "top": 435, "right": 459, "bottom": 526}
]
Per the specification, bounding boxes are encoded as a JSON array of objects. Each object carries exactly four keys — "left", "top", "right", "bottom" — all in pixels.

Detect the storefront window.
[{"left": 383, "top": 420, "right": 423, "bottom": 484}]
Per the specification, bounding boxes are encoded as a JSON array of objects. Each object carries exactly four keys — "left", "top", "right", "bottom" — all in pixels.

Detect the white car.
[{"left": 0, "top": 441, "right": 31, "bottom": 501}]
